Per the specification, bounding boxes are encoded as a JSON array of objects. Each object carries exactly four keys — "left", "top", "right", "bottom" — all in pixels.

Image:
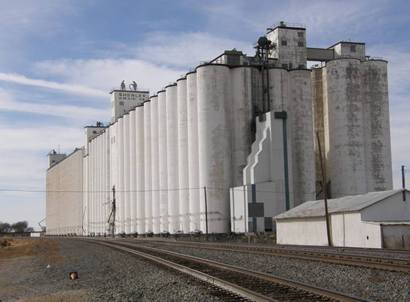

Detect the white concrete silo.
[
  {"left": 117, "top": 117, "right": 125, "bottom": 233},
  {"left": 144, "top": 100, "right": 153, "bottom": 233},
  {"left": 361, "top": 59, "right": 393, "bottom": 191},
  {"left": 197, "top": 64, "right": 232, "bottom": 234},
  {"left": 109, "top": 122, "right": 118, "bottom": 233},
  {"left": 93, "top": 140, "right": 98, "bottom": 234},
  {"left": 230, "top": 67, "right": 254, "bottom": 187},
  {"left": 268, "top": 68, "right": 289, "bottom": 112},
  {"left": 135, "top": 105, "right": 145, "bottom": 234},
  {"left": 150, "top": 96, "right": 160, "bottom": 234},
  {"left": 325, "top": 59, "right": 367, "bottom": 198},
  {"left": 158, "top": 90, "right": 168, "bottom": 233},
  {"left": 177, "top": 77, "right": 190, "bottom": 233},
  {"left": 96, "top": 135, "right": 102, "bottom": 234},
  {"left": 288, "top": 69, "right": 316, "bottom": 205},
  {"left": 89, "top": 141, "right": 95, "bottom": 234},
  {"left": 123, "top": 114, "right": 131, "bottom": 234},
  {"left": 103, "top": 130, "right": 110, "bottom": 234},
  {"left": 82, "top": 146, "right": 89, "bottom": 235},
  {"left": 99, "top": 135, "right": 104, "bottom": 234},
  {"left": 186, "top": 71, "right": 200, "bottom": 232},
  {"left": 94, "top": 138, "right": 99, "bottom": 234},
  {"left": 101, "top": 133, "right": 107, "bottom": 234},
  {"left": 129, "top": 110, "right": 137, "bottom": 233},
  {"left": 166, "top": 83, "right": 179, "bottom": 233}
]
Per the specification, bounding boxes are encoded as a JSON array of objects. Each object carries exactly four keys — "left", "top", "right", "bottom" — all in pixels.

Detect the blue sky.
[{"left": 0, "top": 0, "right": 409, "bottom": 229}]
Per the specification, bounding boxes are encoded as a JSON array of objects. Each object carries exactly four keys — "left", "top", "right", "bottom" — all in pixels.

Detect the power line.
[{"left": 0, "top": 186, "right": 380, "bottom": 197}]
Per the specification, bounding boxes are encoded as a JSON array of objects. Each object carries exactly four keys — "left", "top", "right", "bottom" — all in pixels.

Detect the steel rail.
[
  {"left": 125, "top": 239, "right": 410, "bottom": 273},
  {"left": 91, "top": 239, "right": 368, "bottom": 302}
]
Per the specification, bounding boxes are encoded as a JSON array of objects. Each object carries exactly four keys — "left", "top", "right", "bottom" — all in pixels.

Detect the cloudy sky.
[{"left": 0, "top": 0, "right": 409, "bottom": 229}]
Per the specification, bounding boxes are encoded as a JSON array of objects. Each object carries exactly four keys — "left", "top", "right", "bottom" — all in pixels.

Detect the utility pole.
[
  {"left": 316, "top": 132, "right": 332, "bottom": 247},
  {"left": 204, "top": 186, "right": 208, "bottom": 240},
  {"left": 402, "top": 165, "right": 406, "bottom": 201},
  {"left": 107, "top": 186, "right": 116, "bottom": 237}
]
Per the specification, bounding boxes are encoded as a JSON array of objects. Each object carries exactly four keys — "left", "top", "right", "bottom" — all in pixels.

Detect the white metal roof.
[{"left": 275, "top": 190, "right": 407, "bottom": 220}]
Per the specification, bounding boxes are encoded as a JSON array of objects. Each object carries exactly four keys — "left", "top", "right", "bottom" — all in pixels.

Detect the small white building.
[{"left": 275, "top": 190, "right": 410, "bottom": 249}]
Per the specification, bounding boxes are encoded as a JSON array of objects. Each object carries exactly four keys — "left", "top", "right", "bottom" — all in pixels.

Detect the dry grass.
[{"left": 0, "top": 238, "right": 63, "bottom": 263}]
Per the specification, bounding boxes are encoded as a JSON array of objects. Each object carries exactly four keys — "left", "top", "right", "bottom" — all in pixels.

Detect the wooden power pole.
[{"left": 316, "top": 132, "right": 332, "bottom": 247}]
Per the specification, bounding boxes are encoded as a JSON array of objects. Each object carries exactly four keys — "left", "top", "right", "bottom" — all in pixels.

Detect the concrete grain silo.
[
  {"left": 177, "top": 77, "right": 190, "bottom": 233},
  {"left": 324, "top": 58, "right": 367, "bottom": 198},
  {"left": 82, "top": 148, "right": 88, "bottom": 235},
  {"left": 150, "top": 95, "right": 160, "bottom": 233},
  {"left": 143, "top": 100, "right": 153, "bottom": 233},
  {"left": 117, "top": 117, "right": 125, "bottom": 233},
  {"left": 157, "top": 90, "right": 168, "bottom": 232},
  {"left": 97, "top": 136, "right": 102, "bottom": 233},
  {"left": 123, "top": 114, "right": 131, "bottom": 233},
  {"left": 129, "top": 110, "right": 137, "bottom": 233},
  {"left": 186, "top": 71, "right": 200, "bottom": 232},
  {"left": 361, "top": 60, "right": 392, "bottom": 191},
  {"left": 197, "top": 64, "right": 231, "bottom": 233},
  {"left": 288, "top": 69, "right": 316, "bottom": 205},
  {"left": 103, "top": 130, "right": 110, "bottom": 234},
  {"left": 135, "top": 105, "right": 145, "bottom": 234},
  {"left": 109, "top": 122, "right": 118, "bottom": 233},
  {"left": 89, "top": 141, "right": 95, "bottom": 234},
  {"left": 230, "top": 67, "right": 254, "bottom": 187},
  {"left": 166, "top": 84, "right": 179, "bottom": 233}
]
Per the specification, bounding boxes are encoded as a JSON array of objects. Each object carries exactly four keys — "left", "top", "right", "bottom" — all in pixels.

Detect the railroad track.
[
  {"left": 90, "top": 239, "right": 367, "bottom": 302},
  {"left": 121, "top": 239, "right": 410, "bottom": 273}
]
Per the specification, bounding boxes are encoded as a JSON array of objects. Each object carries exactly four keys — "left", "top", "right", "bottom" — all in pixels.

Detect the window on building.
[
  {"left": 281, "top": 40, "right": 287, "bottom": 46},
  {"left": 297, "top": 32, "right": 304, "bottom": 38},
  {"left": 298, "top": 41, "right": 304, "bottom": 47},
  {"left": 282, "top": 63, "right": 288, "bottom": 69},
  {"left": 298, "top": 64, "right": 305, "bottom": 69},
  {"left": 119, "top": 101, "right": 124, "bottom": 105},
  {"left": 350, "top": 44, "right": 356, "bottom": 52}
]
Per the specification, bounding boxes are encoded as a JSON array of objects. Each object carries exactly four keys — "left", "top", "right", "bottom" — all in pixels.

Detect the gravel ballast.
[
  {"left": 0, "top": 238, "right": 227, "bottom": 302},
  {"left": 138, "top": 241, "right": 410, "bottom": 302}
]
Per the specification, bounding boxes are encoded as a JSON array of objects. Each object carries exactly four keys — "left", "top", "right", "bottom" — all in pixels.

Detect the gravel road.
[
  {"left": 137, "top": 241, "right": 410, "bottom": 302},
  {"left": 0, "top": 238, "right": 227, "bottom": 302}
]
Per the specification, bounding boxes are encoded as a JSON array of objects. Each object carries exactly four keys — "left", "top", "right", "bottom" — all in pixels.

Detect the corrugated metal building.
[{"left": 275, "top": 190, "right": 410, "bottom": 248}]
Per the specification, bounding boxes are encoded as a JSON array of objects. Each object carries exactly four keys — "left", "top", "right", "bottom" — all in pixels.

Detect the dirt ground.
[{"left": 0, "top": 238, "right": 83, "bottom": 302}]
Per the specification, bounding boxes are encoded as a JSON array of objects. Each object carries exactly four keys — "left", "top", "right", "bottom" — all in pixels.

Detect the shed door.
[{"left": 381, "top": 225, "right": 410, "bottom": 250}]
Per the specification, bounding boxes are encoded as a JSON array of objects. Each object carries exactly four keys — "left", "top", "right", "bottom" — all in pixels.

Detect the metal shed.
[{"left": 275, "top": 190, "right": 410, "bottom": 249}]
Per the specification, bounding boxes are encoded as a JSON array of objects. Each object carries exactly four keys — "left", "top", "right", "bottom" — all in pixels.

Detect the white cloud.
[
  {"left": 34, "top": 58, "right": 185, "bottom": 94},
  {"left": 0, "top": 122, "right": 83, "bottom": 229},
  {"left": 0, "top": 72, "right": 106, "bottom": 98},
  {"left": 195, "top": 0, "right": 392, "bottom": 45},
  {"left": 0, "top": 89, "right": 109, "bottom": 122},
  {"left": 135, "top": 31, "right": 253, "bottom": 68},
  {"left": 0, "top": 124, "right": 83, "bottom": 152},
  {"left": 32, "top": 31, "right": 252, "bottom": 94}
]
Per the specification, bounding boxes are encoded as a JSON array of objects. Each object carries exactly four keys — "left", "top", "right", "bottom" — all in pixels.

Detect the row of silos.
[
  {"left": 83, "top": 64, "right": 257, "bottom": 234},
  {"left": 138, "top": 65, "right": 255, "bottom": 234},
  {"left": 312, "top": 58, "right": 392, "bottom": 198}
]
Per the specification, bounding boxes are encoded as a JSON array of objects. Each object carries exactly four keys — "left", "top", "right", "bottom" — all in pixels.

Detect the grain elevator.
[{"left": 46, "top": 22, "right": 392, "bottom": 236}]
